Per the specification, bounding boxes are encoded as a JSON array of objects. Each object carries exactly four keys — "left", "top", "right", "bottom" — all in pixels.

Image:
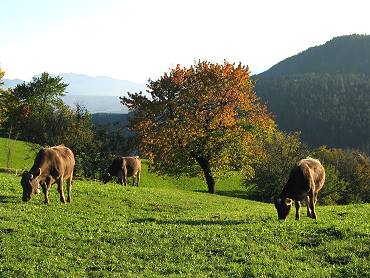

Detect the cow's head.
[
  {"left": 21, "top": 169, "right": 41, "bottom": 202},
  {"left": 274, "top": 197, "right": 293, "bottom": 220},
  {"left": 102, "top": 171, "right": 112, "bottom": 184}
]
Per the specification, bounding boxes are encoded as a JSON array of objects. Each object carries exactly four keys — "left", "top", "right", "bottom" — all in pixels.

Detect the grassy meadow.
[{"left": 0, "top": 138, "right": 369, "bottom": 277}]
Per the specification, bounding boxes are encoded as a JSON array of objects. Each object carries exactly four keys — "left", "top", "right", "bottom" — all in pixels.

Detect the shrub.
[
  {"left": 318, "top": 164, "right": 348, "bottom": 205},
  {"left": 245, "top": 131, "right": 309, "bottom": 202},
  {"left": 313, "top": 146, "right": 370, "bottom": 203}
]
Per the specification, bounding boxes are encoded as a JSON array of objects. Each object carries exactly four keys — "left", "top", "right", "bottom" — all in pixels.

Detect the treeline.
[
  {"left": 1, "top": 67, "right": 369, "bottom": 204},
  {"left": 254, "top": 73, "right": 370, "bottom": 151},
  {"left": 0, "top": 72, "right": 133, "bottom": 178}
]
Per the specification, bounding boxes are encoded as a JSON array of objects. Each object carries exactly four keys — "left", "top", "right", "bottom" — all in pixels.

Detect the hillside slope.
[
  {"left": 0, "top": 137, "right": 38, "bottom": 170},
  {"left": 0, "top": 172, "right": 369, "bottom": 277},
  {"left": 255, "top": 35, "right": 370, "bottom": 151}
]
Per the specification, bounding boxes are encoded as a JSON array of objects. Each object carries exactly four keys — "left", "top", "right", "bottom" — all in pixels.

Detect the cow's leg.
[
  {"left": 131, "top": 173, "right": 135, "bottom": 187},
  {"left": 57, "top": 177, "right": 66, "bottom": 203},
  {"left": 295, "top": 201, "right": 301, "bottom": 220},
  {"left": 123, "top": 169, "right": 128, "bottom": 186},
  {"left": 308, "top": 191, "right": 317, "bottom": 219},
  {"left": 117, "top": 170, "right": 124, "bottom": 185},
  {"left": 306, "top": 195, "right": 312, "bottom": 217},
  {"left": 42, "top": 177, "right": 52, "bottom": 204},
  {"left": 136, "top": 171, "right": 140, "bottom": 187},
  {"left": 132, "top": 172, "right": 139, "bottom": 187},
  {"left": 66, "top": 175, "right": 73, "bottom": 203}
]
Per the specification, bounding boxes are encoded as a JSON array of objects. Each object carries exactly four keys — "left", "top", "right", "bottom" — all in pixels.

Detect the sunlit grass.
[{"left": 0, "top": 172, "right": 369, "bottom": 277}]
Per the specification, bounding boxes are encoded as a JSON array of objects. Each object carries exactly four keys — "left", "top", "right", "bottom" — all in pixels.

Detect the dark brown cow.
[
  {"left": 103, "top": 156, "right": 141, "bottom": 186},
  {"left": 21, "top": 145, "right": 75, "bottom": 204},
  {"left": 274, "top": 157, "right": 325, "bottom": 220}
]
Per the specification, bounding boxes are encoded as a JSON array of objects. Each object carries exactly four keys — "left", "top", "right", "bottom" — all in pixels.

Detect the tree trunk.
[{"left": 195, "top": 156, "right": 215, "bottom": 194}]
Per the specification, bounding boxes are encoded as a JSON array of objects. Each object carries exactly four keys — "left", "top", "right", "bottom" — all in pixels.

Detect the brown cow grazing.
[
  {"left": 103, "top": 156, "right": 141, "bottom": 186},
  {"left": 21, "top": 145, "right": 75, "bottom": 204},
  {"left": 274, "top": 157, "right": 325, "bottom": 220}
]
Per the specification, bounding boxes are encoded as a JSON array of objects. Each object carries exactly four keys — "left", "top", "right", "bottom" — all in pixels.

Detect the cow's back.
[
  {"left": 298, "top": 157, "right": 325, "bottom": 193},
  {"left": 124, "top": 156, "right": 141, "bottom": 175},
  {"left": 32, "top": 145, "right": 75, "bottom": 179}
]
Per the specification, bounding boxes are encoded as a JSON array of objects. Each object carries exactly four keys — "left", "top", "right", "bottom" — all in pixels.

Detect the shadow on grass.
[
  {"left": 195, "top": 189, "right": 250, "bottom": 200},
  {"left": 0, "top": 195, "right": 18, "bottom": 204},
  {"left": 216, "top": 190, "right": 251, "bottom": 200},
  {"left": 131, "top": 217, "right": 248, "bottom": 226},
  {"left": 0, "top": 228, "right": 15, "bottom": 234}
]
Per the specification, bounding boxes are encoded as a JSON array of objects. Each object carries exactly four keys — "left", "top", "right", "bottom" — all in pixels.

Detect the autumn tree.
[
  {"left": 0, "top": 67, "right": 9, "bottom": 127},
  {"left": 121, "top": 61, "right": 275, "bottom": 193}
]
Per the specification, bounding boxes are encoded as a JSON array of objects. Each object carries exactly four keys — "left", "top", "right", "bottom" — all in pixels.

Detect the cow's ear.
[
  {"left": 35, "top": 168, "right": 42, "bottom": 177},
  {"left": 284, "top": 198, "right": 293, "bottom": 206}
]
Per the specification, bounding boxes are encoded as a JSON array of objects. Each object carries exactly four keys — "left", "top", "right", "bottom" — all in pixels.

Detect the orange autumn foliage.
[{"left": 121, "top": 60, "right": 275, "bottom": 192}]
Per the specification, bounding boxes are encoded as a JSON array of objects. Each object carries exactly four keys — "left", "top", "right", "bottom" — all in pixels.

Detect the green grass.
[
  {"left": 0, "top": 137, "right": 369, "bottom": 276},
  {"left": 0, "top": 171, "right": 369, "bottom": 277},
  {"left": 0, "top": 137, "right": 38, "bottom": 170}
]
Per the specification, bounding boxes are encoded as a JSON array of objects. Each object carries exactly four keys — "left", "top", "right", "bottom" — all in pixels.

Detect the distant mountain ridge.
[
  {"left": 57, "top": 73, "right": 146, "bottom": 96},
  {"left": 3, "top": 78, "right": 24, "bottom": 88},
  {"left": 4, "top": 73, "right": 146, "bottom": 96},
  {"left": 4, "top": 73, "right": 146, "bottom": 113},
  {"left": 260, "top": 34, "right": 370, "bottom": 77}
]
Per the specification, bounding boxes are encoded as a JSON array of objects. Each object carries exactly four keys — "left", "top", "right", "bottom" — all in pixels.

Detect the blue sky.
[{"left": 1, "top": 0, "right": 370, "bottom": 82}]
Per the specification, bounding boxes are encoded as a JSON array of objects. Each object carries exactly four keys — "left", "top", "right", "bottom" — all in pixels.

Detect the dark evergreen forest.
[{"left": 254, "top": 35, "right": 370, "bottom": 151}]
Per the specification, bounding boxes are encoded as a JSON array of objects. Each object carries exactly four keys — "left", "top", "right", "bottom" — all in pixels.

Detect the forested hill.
[
  {"left": 254, "top": 35, "right": 370, "bottom": 152},
  {"left": 259, "top": 34, "right": 370, "bottom": 77}
]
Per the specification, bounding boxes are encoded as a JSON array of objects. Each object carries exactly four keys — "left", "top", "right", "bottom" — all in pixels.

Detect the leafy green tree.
[
  {"left": 56, "top": 105, "right": 102, "bottom": 177},
  {"left": 11, "top": 72, "right": 68, "bottom": 144},
  {"left": 121, "top": 61, "right": 275, "bottom": 193},
  {"left": 13, "top": 72, "right": 67, "bottom": 112}
]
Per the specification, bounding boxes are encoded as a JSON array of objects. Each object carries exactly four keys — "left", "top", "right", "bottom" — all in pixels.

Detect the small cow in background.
[
  {"left": 21, "top": 145, "right": 75, "bottom": 204},
  {"left": 274, "top": 157, "right": 325, "bottom": 220},
  {"left": 103, "top": 156, "right": 141, "bottom": 187}
]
